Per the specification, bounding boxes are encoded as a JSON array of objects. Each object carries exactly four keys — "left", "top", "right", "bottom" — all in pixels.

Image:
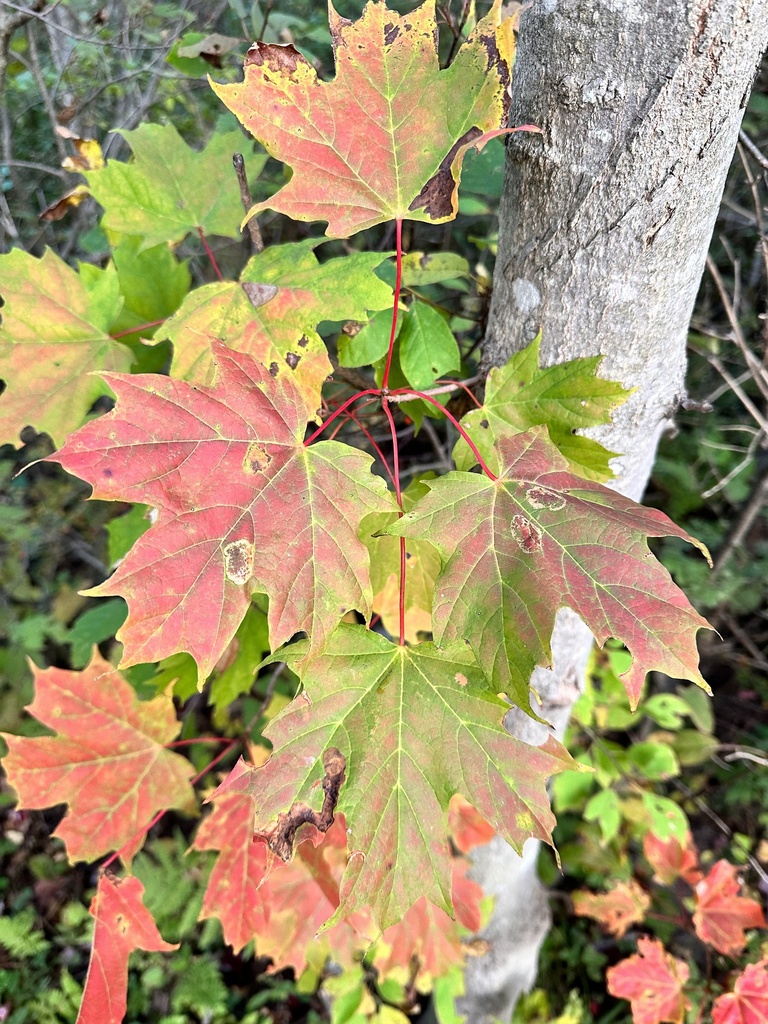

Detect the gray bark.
[{"left": 459, "top": 2, "right": 768, "bottom": 1021}]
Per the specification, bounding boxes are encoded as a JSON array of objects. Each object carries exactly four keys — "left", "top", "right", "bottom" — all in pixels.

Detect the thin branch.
[
  {"left": 706, "top": 255, "right": 768, "bottom": 405},
  {"left": 232, "top": 152, "right": 263, "bottom": 253}
]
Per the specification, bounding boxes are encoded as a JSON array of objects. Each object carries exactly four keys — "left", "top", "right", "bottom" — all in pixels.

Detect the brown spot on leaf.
[
  {"left": 408, "top": 126, "right": 482, "bottom": 220},
  {"left": 455, "top": 672, "right": 469, "bottom": 687},
  {"left": 479, "top": 419, "right": 489, "bottom": 430},
  {"left": 384, "top": 22, "right": 400, "bottom": 46},
  {"left": 264, "top": 748, "right": 347, "bottom": 861},
  {"left": 268, "top": 362, "right": 279, "bottom": 377},
  {"left": 244, "top": 41, "right": 308, "bottom": 78},
  {"left": 285, "top": 351, "right": 301, "bottom": 370},
  {"left": 223, "top": 538, "right": 254, "bottom": 585},
  {"left": 298, "top": 335, "right": 309, "bottom": 348},
  {"left": 510, "top": 514, "right": 542, "bottom": 554},
  {"left": 242, "top": 281, "right": 278, "bottom": 309},
  {"left": 103, "top": 468, "right": 113, "bottom": 478},
  {"left": 243, "top": 441, "right": 272, "bottom": 475},
  {"left": 526, "top": 486, "right": 566, "bottom": 512}
]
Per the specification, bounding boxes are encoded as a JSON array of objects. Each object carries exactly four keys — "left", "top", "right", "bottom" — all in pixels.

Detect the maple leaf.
[
  {"left": 194, "top": 787, "right": 360, "bottom": 968},
  {"left": 643, "top": 831, "right": 702, "bottom": 886},
  {"left": 211, "top": 0, "right": 514, "bottom": 236},
  {"left": 158, "top": 238, "right": 393, "bottom": 416},
  {"left": 693, "top": 860, "right": 766, "bottom": 955},
  {"left": 0, "top": 248, "right": 132, "bottom": 446},
  {"left": 86, "top": 125, "right": 246, "bottom": 248},
  {"left": 76, "top": 874, "right": 177, "bottom": 1024},
  {"left": 448, "top": 794, "right": 496, "bottom": 854},
  {"left": 214, "top": 624, "right": 576, "bottom": 929},
  {"left": 712, "top": 960, "right": 768, "bottom": 1024},
  {"left": 49, "top": 342, "right": 396, "bottom": 683},
  {"left": 453, "top": 334, "right": 631, "bottom": 482},
  {"left": 388, "top": 428, "right": 712, "bottom": 712},
  {"left": 607, "top": 937, "right": 691, "bottom": 1024},
  {"left": 193, "top": 791, "right": 272, "bottom": 954},
  {"left": 572, "top": 880, "right": 651, "bottom": 938},
  {"left": 2, "top": 652, "right": 194, "bottom": 865}
]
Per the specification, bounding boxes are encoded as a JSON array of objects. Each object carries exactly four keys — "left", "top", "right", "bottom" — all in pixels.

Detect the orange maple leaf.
[
  {"left": 643, "top": 830, "right": 702, "bottom": 886},
  {"left": 693, "top": 860, "right": 766, "bottom": 955},
  {"left": 76, "top": 874, "right": 176, "bottom": 1024},
  {"left": 607, "top": 937, "right": 691, "bottom": 1024},
  {"left": 573, "top": 880, "right": 651, "bottom": 937},
  {"left": 712, "top": 959, "right": 768, "bottom": 1024}
]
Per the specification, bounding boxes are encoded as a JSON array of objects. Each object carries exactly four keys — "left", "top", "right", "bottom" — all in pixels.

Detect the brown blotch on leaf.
[
  {"left": 479, "top": 419, "right": 489, "bottom": 429},
  {"left": 244, "top": 40, "right": 308, "bottom": 77},
  {"left": 408, "top": 126, "right": 482, "bottom": 220},
  {"left": 526, "top": 486, "right": 566, "bottom": 512},
  {"left": 268, "top": 362, "right": 279, "bottom": 377},
  {"left": 242, "top": 281, "right": 278, "bottom": 309},
  {"left": 298, "top": 334, "right": 309, "bottom": 348},
  {"left": 264, "top": 748, "right": 347, "bottom": 862},
  {"left": 384, "top": 22, "right": 400, "bottom": 46},
  {"left": 243, "top": 441, "right": 272, "bottom": 475},
  {"left": 510, "top": 514, "right": 542, "bottom": 554},
  {"left": 285, "top": 351, "right": 301, "bottom": 370},
  {"left": 223, "top": 538, "right": 254, "bottom": 585}
]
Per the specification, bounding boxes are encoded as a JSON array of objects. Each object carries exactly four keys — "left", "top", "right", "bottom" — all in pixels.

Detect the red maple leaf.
[
  {"left": 693, "top": 860, "right": 766, "bottom": 955},
  {"left": 49, "top": 341, "right": 396, "bottom": 682},
  {"left": 76, "top": 874, "right": 177, "bottom": 1024},
  {"left": 2, "top": 652, "right": 194, "bottom": 864},
  {"left": 389, "top": 428, "right": 712, "bottom": 712},
  {"left": 712, "top": 960, "right": 768, "bottom": 1024},
  {"left": 194, "top": 783, "right": 359, "bottom": 969},
  {"left": 607, "top": 937, "right": 691, "bottom": 1024},
  {"left": 643, "top": 831, "right": 702, "bottom": 886},
  {"left": 211, "top": 0, "right": 515, "bottom": 236},
  {"left": 572, "top": 880, "right": 651, "bottom": 938}
]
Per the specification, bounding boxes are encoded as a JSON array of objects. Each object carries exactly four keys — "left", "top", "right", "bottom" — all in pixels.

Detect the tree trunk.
[{"left": 459, "top": 2, "right": 768, "bottom": 1021}]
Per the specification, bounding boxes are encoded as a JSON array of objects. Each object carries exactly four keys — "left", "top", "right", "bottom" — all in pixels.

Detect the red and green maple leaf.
[
  {"left": 388, "top": 428, "right": 712, "bottom": 713},
  {"left": 158, "top": 238, "right": 393, "bottom": 416},
  {"left": 572, "top": 880, "right": 651, "bottom": 938},
  {"left": 0, "top": 248, "right": 132, "bottom": 446},
  {"left": 712, "top": 960, "right": 768, "bottom": 1024},
  {"left": 212, "top": 0, "right": 515, "bottom": 236},
  {"left": 453, "top": 333, "right": 631, "bottom": 482},
  {"left": 49, "top": 342, "right": 396, "bottom": 683},
  {"left": 693, "top": 860, "right": 766, "bottom": 955},
  {"left": 607, "top": 937, "right": 691, "bottom": 1024},
  {"left": 215, "top": 624, "right": 576, "bottom": 929},
  {"left": 1, "top": 652, "right": 194, "bottom": 865},
  {"left": 76, "top": 874, "right": 177, "bottom": 1024}
]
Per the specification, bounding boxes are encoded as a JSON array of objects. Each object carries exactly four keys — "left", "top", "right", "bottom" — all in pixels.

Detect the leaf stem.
[
  {"left": 391, "top": 390, "right": 497, "bottom": 481},
  {"left": 111, "top": 319, "right": 167, "bottom": 339},
  {"left": 382, "top": 398, "right": 406, "bottom": 646},
  {"left": 196, "top": 226, "right": 224, "bottom": 283},
  {"left": 380, "top": 218, "right": 403, "bottom": 390},
  {"left": 304, "top": 389, "right": 381, "bottom": 446}
]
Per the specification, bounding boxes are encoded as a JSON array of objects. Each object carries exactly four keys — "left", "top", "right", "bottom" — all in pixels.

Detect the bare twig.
[
  {"left": 707, "top": 354, "right": 768, "bottom": 436},
  {"left": 386, "top": 375, "right": 481, "bottom": 403},
  {"left": 706, "top": 255, "right": 768, "bottom": 405},
  {"left": 739, "top": 128, "right": 768, "bottom": 171},
  {"left": 232, "top": 152, "right": 263, "bottom": 252},
  {"left": 713, "top": 472, "right": 768, "bottom": 574}
]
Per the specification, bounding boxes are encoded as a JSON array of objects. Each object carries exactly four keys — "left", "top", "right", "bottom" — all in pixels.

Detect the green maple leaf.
[
  {"left": 86, "top": 125, "right": 251, "bottom": 248},
  {"left": 455, "top": 335, "right": 632, "bottom": 481},
  {"left": 217, "top": 624, "right": 576, "bottom": 929},
  {"left": 0, "top": 248, "right": 132, "bottom": 446},
  {"left": 212, "top": 0, "right": 515, "bottom": 236},
  {"left": 389, "top": 429, "right": 713, "bottom": 713}
]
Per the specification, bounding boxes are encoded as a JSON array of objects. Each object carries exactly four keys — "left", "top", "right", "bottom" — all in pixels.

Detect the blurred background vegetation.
[{"left": 0, "top": 1, "right": 766, "bottom": 1022}]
